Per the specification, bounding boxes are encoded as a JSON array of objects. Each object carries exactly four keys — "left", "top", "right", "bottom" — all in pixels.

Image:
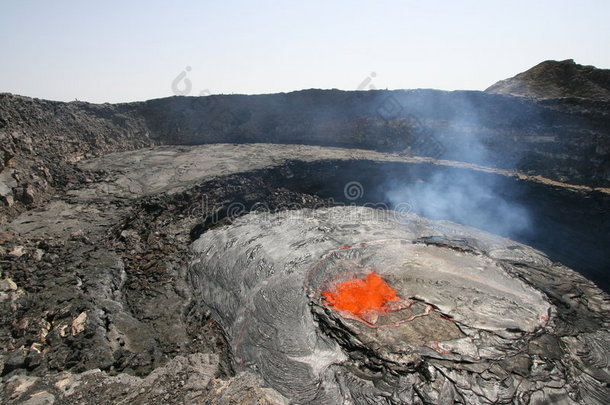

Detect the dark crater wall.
[
  {"left": 2, "top": 88, "right": 609, "bottom": 224},
  {"left": 137, "top": 90, "right": 610, "bottom": 187},
  {"left": 0, "top": 94, "right": 153, "bottom": 222}
]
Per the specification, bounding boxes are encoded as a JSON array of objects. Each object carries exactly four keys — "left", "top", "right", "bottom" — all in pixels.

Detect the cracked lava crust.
[
  {"left": 307, "top": 240, "right": 551, "bottom": 371},
  {"left": 188, "top": 206, "right": 610, "bottom": 404}
]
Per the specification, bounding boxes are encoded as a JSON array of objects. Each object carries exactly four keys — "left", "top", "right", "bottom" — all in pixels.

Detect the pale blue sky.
[{"left": 1, "top": 0, "right": 608, "bottom": 103}]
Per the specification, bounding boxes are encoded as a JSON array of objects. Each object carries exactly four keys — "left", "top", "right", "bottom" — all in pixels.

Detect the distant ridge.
[{"left": 486, "top": 59, "right": 610, "bottom": 100}]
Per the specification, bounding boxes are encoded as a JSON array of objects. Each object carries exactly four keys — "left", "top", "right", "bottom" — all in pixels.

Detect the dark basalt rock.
[{"left": 2, "top": 78, "right": 610, "bottom": 227}]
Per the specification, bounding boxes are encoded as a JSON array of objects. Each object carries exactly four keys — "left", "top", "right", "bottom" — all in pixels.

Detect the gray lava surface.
[{"left": 190, "top": 207, "right": 610, "bottom": 404}]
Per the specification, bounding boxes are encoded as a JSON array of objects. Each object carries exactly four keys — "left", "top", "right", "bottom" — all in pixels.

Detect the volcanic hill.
[{"left": 486, "top": 59, "right": 610, "bottom": 100}]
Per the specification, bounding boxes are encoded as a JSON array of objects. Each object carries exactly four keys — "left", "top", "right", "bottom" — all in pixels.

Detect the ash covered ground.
[{"left": 1, "top": 65, "right": 610, "bottom": 404}]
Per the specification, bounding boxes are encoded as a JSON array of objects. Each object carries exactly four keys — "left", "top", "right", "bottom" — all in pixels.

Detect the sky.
[{"left": 1, "top": 0, "right": 609, "bottom": 103}]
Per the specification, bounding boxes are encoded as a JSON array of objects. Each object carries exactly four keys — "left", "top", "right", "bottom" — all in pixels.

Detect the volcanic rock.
[
  {"left": 0, "top": 141, "right": 609, "bottom": 404},
  {"left": 486, "top": 59, "right": 610, "bottom": 100},
  {"left": 2, "top": 81, "right": 610, "bottom": 221}
]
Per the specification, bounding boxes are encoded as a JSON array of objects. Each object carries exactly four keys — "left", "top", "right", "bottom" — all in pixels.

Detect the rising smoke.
[{"left": 382, "top": 93, "right": 532, "bottom": 239}]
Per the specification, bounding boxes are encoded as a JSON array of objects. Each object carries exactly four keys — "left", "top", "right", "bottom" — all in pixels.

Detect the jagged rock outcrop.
[
  {"left": 486, "top": 59, "right": 610, "bottom": 100},
  {"left": 0, "top": 94, "right": 153, "bottom": 223}
]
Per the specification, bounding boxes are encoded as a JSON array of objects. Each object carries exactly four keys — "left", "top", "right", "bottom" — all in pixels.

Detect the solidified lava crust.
[
  {"left": 307, "top": 240, "right": 552, "bottom": 377},
  {"left": 189, "top": 207, "right": 610, "bottom": 404}
]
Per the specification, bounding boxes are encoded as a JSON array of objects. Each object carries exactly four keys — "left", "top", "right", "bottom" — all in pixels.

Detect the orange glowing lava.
[{"left": 322, "top": 273, "right": 400, "bottom": 317}]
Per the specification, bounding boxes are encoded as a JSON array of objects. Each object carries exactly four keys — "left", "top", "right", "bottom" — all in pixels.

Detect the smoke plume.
[{"left": 383, "top": 94, "right": 532, "bottom": 238}]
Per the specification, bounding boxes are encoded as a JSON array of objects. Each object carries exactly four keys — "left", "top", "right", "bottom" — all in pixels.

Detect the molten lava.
[{"left": 322, "top": 272, "right": 400, "bottom": 318}]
